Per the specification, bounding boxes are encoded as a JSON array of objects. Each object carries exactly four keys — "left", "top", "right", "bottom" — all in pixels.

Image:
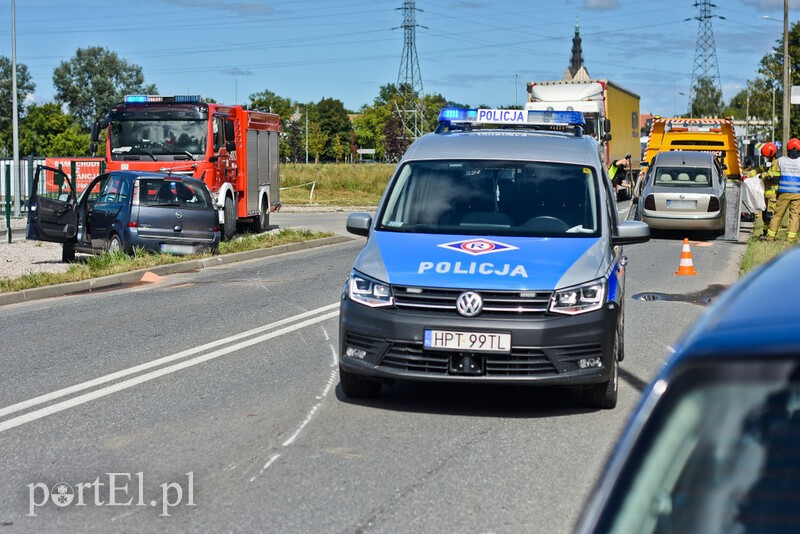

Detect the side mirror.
[
  {"left": 603, "top": 133, "right": 612, "bottom": 142},
  {"left": 224, "top": 121, "right": 235, "bottom": 142},
  {"left": 641, "top": 161, "right": 649, "bottom": 167},
  {"left": 346, "top": 212, "right": 372, "bottom": 237},
  {"left": 90, "top": 121, "right": 99, "bottom": 144},
  {"left": 225, "top": 141, "right": 236, "bottom": 152},
  {"left": 613, "top": 220, "right": 650, "bottom": 245},
  {"left": 604, "top": 119, "right": 612, "bottom": 133},
  {"left": 632, "top": 196, "right": 639, "bottom": 204}
]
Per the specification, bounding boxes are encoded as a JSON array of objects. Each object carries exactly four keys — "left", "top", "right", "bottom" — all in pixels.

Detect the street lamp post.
[{"left": 783, "top": 0, "right": 790, "bottom": 144}]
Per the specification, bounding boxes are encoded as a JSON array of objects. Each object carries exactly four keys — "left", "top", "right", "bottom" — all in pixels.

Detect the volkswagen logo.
[
  {"left": 456, "top": 291, "right": 483, "bottom": 317},
  {"left": 175, "top": 211, "right": 183, "bottom": 219}
]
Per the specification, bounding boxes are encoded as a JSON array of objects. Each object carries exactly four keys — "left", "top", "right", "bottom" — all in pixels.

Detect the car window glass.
[
  {"left": 377, "top": 160, "right": 599, "bottom": 237},
  {"left": 609, "top": 364, "right": 800, "bottom": 533},
  {"left": 40, "top": 170, "right": 74, "bottom": 202},
  {"left": 654, "top": 166, "right": 714, "bottom": 187},
  {"left": 139, "top": 179, "right": 210, "bottom": 208},
  {"left": 118, "top": 179, "right": 131, "bottom": 203},
  {"left": 98, "top": 176, "right": 122, "bottom": 203}
]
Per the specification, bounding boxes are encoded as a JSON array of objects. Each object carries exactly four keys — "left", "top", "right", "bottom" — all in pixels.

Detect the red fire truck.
[{"left": 91, "top": 95, "right": 281, "bottom": 240}]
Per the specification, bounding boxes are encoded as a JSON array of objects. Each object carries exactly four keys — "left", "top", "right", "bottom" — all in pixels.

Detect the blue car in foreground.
[
  {"left": 576, "top": 247, "right": 800, "bottom": 533},
  {"left": 27, "top": 166, "right": 220, "bottom": 262}
]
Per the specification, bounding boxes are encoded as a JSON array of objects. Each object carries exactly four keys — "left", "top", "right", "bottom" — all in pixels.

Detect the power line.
[
  {"left": 395, "top": 0, "right": 426, "bottom": 140},
  {"left": 688, "top": 0, "right": 723, "bottom": 115}
]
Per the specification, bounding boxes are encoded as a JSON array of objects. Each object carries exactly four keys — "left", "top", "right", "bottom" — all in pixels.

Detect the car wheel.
[
  {"left": 62, "top": 242, "right": 76, "bottom": 263},
  {"left": 339, "top": 366, "right": 382, "bottom": 398},
  {"left": 584, "top": 336, "right": 619, "bottom": 410},
  {"left": 107, "top": 234, "right": 123, "bottom": 254},
  {"left": 222, "top": 196, "right": 236, "bottom": 241},
  {"left": 249, "top": 199, "right": 269, "bottom": 234}
]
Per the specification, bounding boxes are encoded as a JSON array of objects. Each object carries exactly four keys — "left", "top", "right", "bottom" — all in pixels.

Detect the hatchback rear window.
[{"left": 138, "top": 179, "right": 210, "bottom": 208}]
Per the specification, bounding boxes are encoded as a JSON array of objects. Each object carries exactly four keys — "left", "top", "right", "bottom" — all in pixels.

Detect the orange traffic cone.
[{"left": 675, "top": 238, "right": 697, "bottom": 276}]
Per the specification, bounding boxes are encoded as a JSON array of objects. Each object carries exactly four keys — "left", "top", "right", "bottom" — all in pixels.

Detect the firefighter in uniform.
[
  {"left": 750, "top": 142, "right": 781, "bottom": 232},
  {"left": 765, "top": 138, "right": 800, "bottom": 243}
]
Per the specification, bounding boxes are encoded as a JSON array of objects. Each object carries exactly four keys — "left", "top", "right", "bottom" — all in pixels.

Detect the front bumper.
[{"left": 339, "top": 296, "right": 619, "bottom": 386}]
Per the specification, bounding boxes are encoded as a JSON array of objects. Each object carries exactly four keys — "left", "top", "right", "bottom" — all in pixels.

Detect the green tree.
[
  {"left": 315, "top": 97, "right": 352, "bottom": 161},
  {"left": 0, "top": 56, "right": 36, "bottom": 156},
  {"left": 352, "top": 103, "right": 391, "bottom": 161},
  {"left": 249, "top": 89, "right": 294, "bottom": 123},
  {"left": 283, "top": 115, "right": 306, "bottom": 162},
  {"left": 20, "top": 102, "right": 91, "bottom": 156},
  {"left": 307, "top": 121, "right": 328, "bottom": 164},
  {"left": 690, "top": 76, "right": 723, "bottom": 118},
  {"left": 53, "top": 46, "right": 157, "bottom": 130},
  {"left": 753, "top": 20, "right": 800, "bottom": 143}
]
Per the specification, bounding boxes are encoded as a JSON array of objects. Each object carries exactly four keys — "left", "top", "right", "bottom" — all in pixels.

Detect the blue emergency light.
[
  {"left": 124, "top": 95, "right": 201, "bottom": 104},
  {"left": 437, "top": 107, "right": 585, "bottom": 128}
]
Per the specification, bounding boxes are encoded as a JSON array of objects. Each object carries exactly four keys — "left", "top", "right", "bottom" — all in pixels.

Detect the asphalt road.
[{"left": 0, "top": 207, "right": 744, "bottom": 533}]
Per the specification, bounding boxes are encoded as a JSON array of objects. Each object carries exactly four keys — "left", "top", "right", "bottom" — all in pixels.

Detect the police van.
[{"left": 338, "top": 108, "right": 650, "bottom": 409}]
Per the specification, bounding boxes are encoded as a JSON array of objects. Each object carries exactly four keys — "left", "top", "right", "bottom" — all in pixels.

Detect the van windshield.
[{"left": 376, "top": 160, "right": 600, "bottom": 237}]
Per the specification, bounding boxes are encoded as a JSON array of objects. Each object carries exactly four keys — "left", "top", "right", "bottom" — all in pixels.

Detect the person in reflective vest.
[
  {"left": 608, "top": 155, "right": 630, "bottom": 187},
  {"left": 752, "top": 142, "right": 781, "bottom": 232},
  {"left": 765, "top": 138, "right": 800, "bottom": 243}
]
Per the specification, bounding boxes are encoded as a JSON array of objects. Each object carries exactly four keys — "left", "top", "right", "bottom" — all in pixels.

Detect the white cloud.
[{"left": 584, "top": 0, "right": 620, "bottom": 9}]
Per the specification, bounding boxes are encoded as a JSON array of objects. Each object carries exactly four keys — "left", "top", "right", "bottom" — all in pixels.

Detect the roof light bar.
[
  {"left": 437, "top": 107, "right": 585, "bottom": 127},
  {"left": 124, "top": 95, "right": 201, "bottom": 104}
]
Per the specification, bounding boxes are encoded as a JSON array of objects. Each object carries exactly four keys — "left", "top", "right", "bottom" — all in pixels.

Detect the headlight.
[
  {"left": 549, "top": 278, "right": 606, "bottom": 315},
  {"left": 348, "top": 271, "right": 393, "bottom": 307}
]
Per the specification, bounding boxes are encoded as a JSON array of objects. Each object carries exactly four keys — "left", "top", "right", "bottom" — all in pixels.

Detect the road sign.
[{"left": 791, "top": 85, "right": 800, "bottom": 105}]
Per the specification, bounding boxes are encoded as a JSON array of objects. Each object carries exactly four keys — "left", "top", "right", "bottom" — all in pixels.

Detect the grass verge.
[
  {"left": 0, "top": 228, "right": 332, "bottom": 293},
  {"left": 280, "top": 163, "right": 393, "bottom": 206},
  {"left": 739, "top": 217, "right": 796, "bottom": 274}
]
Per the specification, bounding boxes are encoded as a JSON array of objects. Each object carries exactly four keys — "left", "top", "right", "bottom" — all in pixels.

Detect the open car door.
[{"left": 26, "top": 165, "right": 77, "bottom": 244}]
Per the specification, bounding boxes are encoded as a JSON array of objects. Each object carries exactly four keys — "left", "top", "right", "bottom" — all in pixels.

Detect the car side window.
[
  {"left": 98, "top": 176, "right": 122, "bottom": 204},
  {"left": 118, "top": 179, "right": 130, "bottom": 203}
]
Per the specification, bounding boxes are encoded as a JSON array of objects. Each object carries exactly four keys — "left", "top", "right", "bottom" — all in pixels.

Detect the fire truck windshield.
[{"left": 110, "top": 119, "right": 207, "bottom": 159}]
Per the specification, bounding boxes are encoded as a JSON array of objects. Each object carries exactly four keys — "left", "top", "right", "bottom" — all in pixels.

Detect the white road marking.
[
  {"left": 250, "top": 454, "right": 282, "bottom": 482},
  {"left": 0, "top": 309, "right": 339, "bottom": 434},
  {"left": 281, "top": 343, "right": 339, "bottom": 447},
  {"left": 0, "top": 303, "right": 339, "bottom": 420}
]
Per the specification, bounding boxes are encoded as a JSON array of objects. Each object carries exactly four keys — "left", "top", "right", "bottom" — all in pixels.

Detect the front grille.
[
  {"left": 485, "top": 349, "right": 555, "bottom": 375},
  {"left": 380, "top": 342, "right": 560, "bottom": 377},
  {"left": 393, "top": 286, "right": 552, "bottom": 317},
  {"left": 382, "top": 343, "right": 450, "bottom": 374}
]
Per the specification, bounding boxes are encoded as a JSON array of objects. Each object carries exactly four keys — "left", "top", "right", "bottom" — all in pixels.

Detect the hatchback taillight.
[
  {"left": 128, "top": 221, "right": 138, "bottom": 228},
  {"left": 644, "top": 194, "right": 656, "bottom": 211},
  {"left": 707, "top": 196, "right": 720, "bottom": 212}
]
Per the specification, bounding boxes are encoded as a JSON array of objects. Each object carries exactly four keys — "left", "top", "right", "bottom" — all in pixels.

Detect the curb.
[{"left": 0, "top": 235, "right": 353, "bottom": 307}]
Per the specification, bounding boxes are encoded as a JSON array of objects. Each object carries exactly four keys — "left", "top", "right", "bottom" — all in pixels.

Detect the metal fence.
[{"left": 1, "top": 157, "right": 46, "bottom": 217}]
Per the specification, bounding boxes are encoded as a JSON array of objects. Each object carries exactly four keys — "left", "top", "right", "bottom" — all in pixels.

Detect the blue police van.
[{"left": 338, "top": 108, "right": 650, "bottom": 409}]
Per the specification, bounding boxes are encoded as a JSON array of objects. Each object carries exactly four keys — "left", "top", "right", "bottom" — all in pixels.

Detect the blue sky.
[{"left": 1, "top": 0, "right": 798, "bottom": 117}]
